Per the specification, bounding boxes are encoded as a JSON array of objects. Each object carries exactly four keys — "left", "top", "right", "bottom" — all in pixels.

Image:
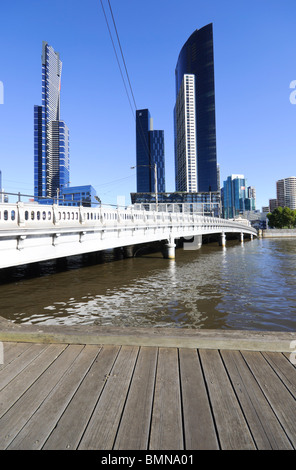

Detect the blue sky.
[{"left": 0, "top": 0, "right": 295, "bottom": 210}]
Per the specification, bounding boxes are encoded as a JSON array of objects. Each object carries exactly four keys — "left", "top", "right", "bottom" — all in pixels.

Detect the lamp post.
[{"left": 131, "top": 163, "right": 158, "bottom": 209}]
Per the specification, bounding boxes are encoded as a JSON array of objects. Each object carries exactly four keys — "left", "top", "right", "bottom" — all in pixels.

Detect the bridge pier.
[
  {"left": 164, "top": 235, "right": 176, "bottom": 259},
  {"left": 219, "top": 232, "right": 226, "bottom": 247},
  {"left": 183, "top": 235, "right": 202, "bottom": 251},
  {"left": 240, "top": 232, "right": 244, "bottom": 243},
  {"left": 123, "top": 245, "right": 134, "bottom": 258}
]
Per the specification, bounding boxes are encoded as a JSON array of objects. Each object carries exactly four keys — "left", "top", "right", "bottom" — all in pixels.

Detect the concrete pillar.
[
  {"left": 164, "top": 235, "right": 176, "bottom": 259},
  {"left": 123, "top": 245, "right": 134, "bottom": 258},
  {"left": 219, "top": 232, "right": 226, "bottom": 247},
  {"left": 183, "top": 235, "right": 202, "bottom": 251}
]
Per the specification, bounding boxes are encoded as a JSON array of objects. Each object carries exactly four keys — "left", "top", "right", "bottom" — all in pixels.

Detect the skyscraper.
[
  {"left": 34, "top": 41, "right": 70, "bottom": 201},
  {"left": 276, "top": 177, "right": 296, "bottom": 210},
  {"left": 174, "top": 24, "right": 218, "bottom": 193},
  {"left": 136, "top": 109, "right": 165, "bottom": 193},
  {"left": 222, "top": 175, "right": 255, "bottom": 218}
]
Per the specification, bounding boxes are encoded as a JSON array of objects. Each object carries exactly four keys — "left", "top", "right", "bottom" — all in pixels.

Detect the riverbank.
[
  {"left": 263, "top": 228, "right": 296, "bottom": 237},
  {"left": 0, "top": 315, "right": 295, "bottom": 352}
]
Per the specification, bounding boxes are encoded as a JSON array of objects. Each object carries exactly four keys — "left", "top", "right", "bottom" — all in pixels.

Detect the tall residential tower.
[
  {"left": 34, "top": 41, "right": 70, "bottom": 201},
  {"left": 174, "top": 24, "right": 218, "bottom": 193},
  {"left": 276, "top": 177, "right": 296, "bottom": 210}
]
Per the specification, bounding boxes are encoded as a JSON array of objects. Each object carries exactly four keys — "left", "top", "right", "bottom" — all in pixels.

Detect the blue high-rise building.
[
  {"left": 222, "top": 175, "right": 255, "bottom": 218},
  {"left": 174, "top": 24, "right": 218, "bottom": 193},
  {"left": 136, "top": 109, "right": 165, "bottom": 193},
  {"left": 34, "top": 41, "right": 70, "bottom": 201}
]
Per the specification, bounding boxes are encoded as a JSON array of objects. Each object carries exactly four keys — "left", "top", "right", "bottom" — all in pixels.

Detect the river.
[{"left": 0, "top": 237, "right": 296, "bottom": 332}]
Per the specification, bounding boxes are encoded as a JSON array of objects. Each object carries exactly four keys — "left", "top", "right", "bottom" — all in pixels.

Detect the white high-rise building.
[
  {"left": 174, "top": 74, "right": 197, "bottom": 192},
  {"left": 276, "top": 177, "right": 296, "bottom": 210}
]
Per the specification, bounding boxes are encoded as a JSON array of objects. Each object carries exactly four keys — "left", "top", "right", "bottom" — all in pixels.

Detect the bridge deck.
[{"left": 0, "top": 325, "right": 296, "bottom": 450}]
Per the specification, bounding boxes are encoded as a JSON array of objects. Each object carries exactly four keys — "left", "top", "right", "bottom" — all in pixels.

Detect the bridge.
[{"left": 0, "top": 202, "right": 257, "bottom": 269}]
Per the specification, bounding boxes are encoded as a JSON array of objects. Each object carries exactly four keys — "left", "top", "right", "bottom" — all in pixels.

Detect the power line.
[
  {"left": 99, "top": 0, "right": 153, "bottom": 188},
  {"left": 107, "top": 0, "right": 137, "bottom": 110},
  {"left": 99, "top": 0, "right": 135, "bottom": 118}
]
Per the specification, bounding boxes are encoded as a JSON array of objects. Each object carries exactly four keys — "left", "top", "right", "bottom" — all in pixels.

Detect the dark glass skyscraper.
[
  {"left": 136, "top": 109, "right": 165, "bottom": 193},
  {"left": 174, "top": 23, "right": 218, "bottom": 192},
  {"left": 34, "top": 41, "right": 70, "bottom": 201}
]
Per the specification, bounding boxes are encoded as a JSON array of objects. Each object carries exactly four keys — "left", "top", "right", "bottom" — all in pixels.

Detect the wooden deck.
[{"left": 1, "top": 338, "right": 296, "bottom": 450}]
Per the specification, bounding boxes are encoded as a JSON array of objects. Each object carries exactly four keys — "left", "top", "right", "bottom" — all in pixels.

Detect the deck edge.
[{"left": 0, "top": 316, "right": 295, "bottom": 352}]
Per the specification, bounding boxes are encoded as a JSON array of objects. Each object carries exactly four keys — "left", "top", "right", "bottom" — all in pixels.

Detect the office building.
[
  {"left": 60, "top": 185, "right": 97, "bottom": 207},
  {"left": 276, "top": 177, "right": 296, "bottom": 210},
  {"left": 34, "top": 41, "right": 70, "bottom": 201},
  {"left": 136, "top": 109, "right": 165, "bottom": 193},
  {"left": 269, "top": 198, "right": 278, "bottom": 212},
  {"left": 174, "top": 24, "right": 218, "bottom": 193},
  {"left": 130, "top": 191, "right": 221, "bottom": 217},
  {"left": 222, "top": 175, "right": 255, "bottom": 219}
]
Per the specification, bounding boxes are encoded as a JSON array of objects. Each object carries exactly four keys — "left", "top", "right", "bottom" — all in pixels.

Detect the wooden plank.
[
  {"left": 114, "top": 346, "right": 158, "bottom": 450},
  {"left": 263, "top": 352, "right": 296, "bottom": 399},
  {"left": 78, "top": 346, "right": 139, "bottom": 450},
  {"left": 199, "top": 349, "right": 255, "bottom": 450},
  {"left": 0, "top": 342, "right": 33, "bottom": 371},
  {"left": 8, "top": 345, "right": 100, "bottom": 450},
  {"left": 0, "top": 343, "right": 67, "bottom": 419},
  {"left": 179, "top": 348, "right": 219, "bottom": 450},
  {"left": 221, "top": 350, "right": 293, "bottom": 450},
  {"left": 149, "top": 347, "right": 183, "bottom": 450},
  {"left": 0, "top": 343, "right": 47, "bottom": 390},
  {"left": 242, "top": 351, "right": 296, "bottom": 448},
  {"left": 0, "top": 344, "right": 83, "bottom": 449},
  {"left": 43, "top": 345, "right": 120, "bottom": 450}
]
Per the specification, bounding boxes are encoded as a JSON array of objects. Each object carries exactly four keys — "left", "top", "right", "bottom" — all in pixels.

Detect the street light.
[{"left": 130, "top": 163, "right": 158, "bottom": 208}]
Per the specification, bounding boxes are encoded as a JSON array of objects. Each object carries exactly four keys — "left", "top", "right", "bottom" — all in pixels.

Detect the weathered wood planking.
[{"left": 0, "top": 342, "right": 295, "bottom": 450}]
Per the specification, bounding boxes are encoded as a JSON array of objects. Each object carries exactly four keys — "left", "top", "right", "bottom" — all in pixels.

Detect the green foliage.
[{"left": 267, "top": 206, "right": 296, "bottom": 229}]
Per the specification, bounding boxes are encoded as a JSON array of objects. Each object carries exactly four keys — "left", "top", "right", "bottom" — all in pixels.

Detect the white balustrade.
[{"left": 0, "top": 202, "right": 257, "bottom": 268}]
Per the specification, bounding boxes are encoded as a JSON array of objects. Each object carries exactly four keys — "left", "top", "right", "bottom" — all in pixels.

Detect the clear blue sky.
[{"left": 0, "top": 0, "right": 295, "bottom": 209}]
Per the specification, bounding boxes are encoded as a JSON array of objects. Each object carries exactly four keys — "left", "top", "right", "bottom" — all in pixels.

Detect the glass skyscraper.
[
  {"left": 222, "top": 175, "right": 255, "bottom": 219},
  {"left": 174, "top": 23, "right": 218, "bottom": 193},
  {"left": 34, "top": 41, "right": 70, "bottom": 201},
  {"left": 136, "top": 109, "right": 165, "bottom": 193}
]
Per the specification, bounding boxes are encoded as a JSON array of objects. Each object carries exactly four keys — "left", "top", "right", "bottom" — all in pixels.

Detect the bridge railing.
[{"left": 0, "top": 201, "right": 256, "bottom": 236}]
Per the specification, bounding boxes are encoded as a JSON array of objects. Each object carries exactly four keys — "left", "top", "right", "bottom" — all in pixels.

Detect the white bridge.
[{"left": 0, "top": 202, "right": 257, "bottom": 269}]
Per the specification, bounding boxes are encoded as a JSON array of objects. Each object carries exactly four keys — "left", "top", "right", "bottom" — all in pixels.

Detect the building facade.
[
  {"left": 276, "top": 177, "right": 296, "bottom": 210},
  {"left": 34, "top": 41, "right": 70, "bottom": 201},
  {"left": 174, "top": 74, "right": 197, "bottom": 192},
  {"left": 60, "top": 185, "right": 97, "bottom": 207},
  {"left": 130, "top": 191, "right": 221, "bottom": 217},
  {"left": 174, "top": 24, "right": 218, "bottom": 193},
  {"left": 136, "top": 109, "right": 165, "bottom": 193},
  {"left": 222, "top": 175, "right": 255, "bottom": 219},
  {"left": 269, "top": 198, "right": 278, "bottom": 212}
]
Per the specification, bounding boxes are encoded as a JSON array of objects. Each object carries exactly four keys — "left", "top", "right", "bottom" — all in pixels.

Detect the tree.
[{"left": 267, "top": 206, "right": 296, "bottom": 229}]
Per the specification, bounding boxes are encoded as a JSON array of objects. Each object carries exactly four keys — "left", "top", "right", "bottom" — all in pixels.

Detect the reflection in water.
[{"left": 1, "top": 238, "right": 296, "bottom": 332}]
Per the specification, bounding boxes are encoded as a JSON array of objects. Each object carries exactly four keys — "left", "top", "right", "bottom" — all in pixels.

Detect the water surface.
[{"left": 1, "top": 238, "right": 296, "bottom": 332}]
